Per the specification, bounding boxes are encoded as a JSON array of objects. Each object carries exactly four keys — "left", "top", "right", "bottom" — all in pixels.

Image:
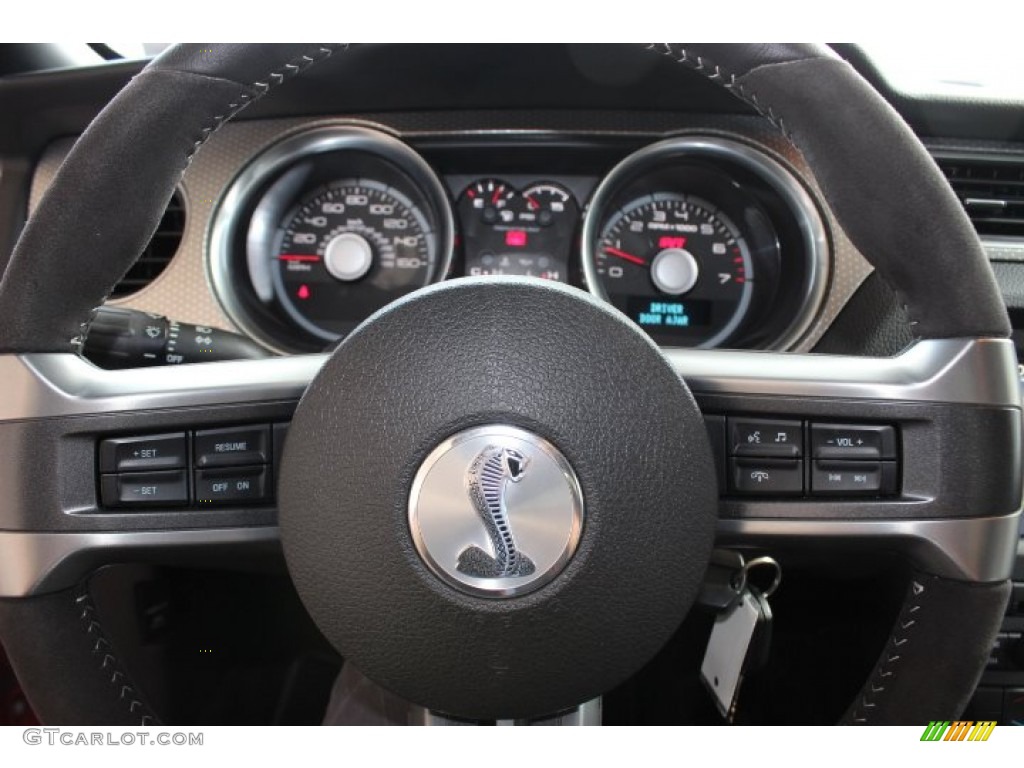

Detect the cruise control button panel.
[{"left": 98, "top": 423, "right": 285, "bottom": 510}]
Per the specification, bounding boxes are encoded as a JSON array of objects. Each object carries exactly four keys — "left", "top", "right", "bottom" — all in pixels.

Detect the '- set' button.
[{"left": 100, "top": 470, "right": 188, "bottom": 507}]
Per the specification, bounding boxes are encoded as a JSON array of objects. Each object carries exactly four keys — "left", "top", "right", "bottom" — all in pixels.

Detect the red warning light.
[
  {"left": 658, "top": 236, "right": 687, "bottom": 249},
  {"left": 505, "top": 230, "right": 528, "bottom": 247},
  {"left": 297, "top": 284, "right": 311, "bottom": 300}
]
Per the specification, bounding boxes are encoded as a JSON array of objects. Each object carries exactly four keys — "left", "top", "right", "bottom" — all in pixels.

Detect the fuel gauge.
[{"left": 462, "top": 178, "right": 516, "bottom": 225}]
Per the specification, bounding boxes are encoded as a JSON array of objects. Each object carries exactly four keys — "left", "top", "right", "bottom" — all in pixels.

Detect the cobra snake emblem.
[{"left": 457, "top": 446, "right": 536, "bottom": 578}]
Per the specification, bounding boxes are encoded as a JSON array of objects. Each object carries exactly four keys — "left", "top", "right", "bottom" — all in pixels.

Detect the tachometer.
[
  {"left": 592, "top": 194, "right": 753, "bottom": 348},
  {"left": 274, "top": 180, "right": 438, "bottom": 340},
  {"left": 581, "top": 136, "right": 830, "bottom": 350}
]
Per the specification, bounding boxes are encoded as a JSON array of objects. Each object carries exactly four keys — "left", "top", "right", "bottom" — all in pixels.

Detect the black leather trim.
[
  {"left": 841, "top": 573, "right": 1010, "bottom": 725},
  {"left": 0, "top": 579, "right": 160, "bottom": 726}
]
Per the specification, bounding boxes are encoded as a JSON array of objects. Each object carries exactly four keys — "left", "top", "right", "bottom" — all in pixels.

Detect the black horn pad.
[{"left": 278, "top": 277, "right": 716, "bottom": 719}]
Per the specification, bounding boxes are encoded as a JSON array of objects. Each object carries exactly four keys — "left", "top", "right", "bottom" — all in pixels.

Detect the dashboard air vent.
[
  {"left": 110, "top": 190, "right": 185, "bottom": 298},
  {"left": 936, "top": 156, "right": 1024, "bottom": 238}
]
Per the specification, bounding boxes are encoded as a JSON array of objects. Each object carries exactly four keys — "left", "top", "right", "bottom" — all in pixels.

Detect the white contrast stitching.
[
  {"left": 77, "top": 585, "right": 158, "bottom": 726},
  {"left": 845, "top": 578, "right": 926, "bottom": 725},
  {"left": 648, "top": 44, "right": 792, "bottom": 138}
]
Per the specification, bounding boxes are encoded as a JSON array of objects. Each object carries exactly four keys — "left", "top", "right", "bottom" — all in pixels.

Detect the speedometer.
[
  {"left": 274, "top": 180, "right": 437, "bottom": 341},
  {"left": 210, "top": 126, "right": 454, "bottom": 352},
  {"left": 592, "top": 195, "right": 753, "bottom": 348}
]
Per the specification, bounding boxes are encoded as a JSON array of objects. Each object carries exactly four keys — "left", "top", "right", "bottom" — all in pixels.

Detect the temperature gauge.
[{"left": 522, "top": 183, "right": 573, "bottom": 227}]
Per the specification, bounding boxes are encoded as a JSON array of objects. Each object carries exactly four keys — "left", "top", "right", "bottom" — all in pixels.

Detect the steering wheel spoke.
[{"left": 0, "top": 335, "right": 1017, "bottom": 599}]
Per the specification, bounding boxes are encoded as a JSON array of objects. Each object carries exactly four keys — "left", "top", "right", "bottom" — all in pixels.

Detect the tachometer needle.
[
  {"left": 278, "top": 254, "right": 322, "bottom": 262},
  {"left": 603, "top": 247, "right": 646, "bottom": 266}
]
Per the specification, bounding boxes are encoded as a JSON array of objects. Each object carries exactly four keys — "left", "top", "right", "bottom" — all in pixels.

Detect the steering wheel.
[{"left": 0, "top": 43, "right": 1018, "bottom": 725}]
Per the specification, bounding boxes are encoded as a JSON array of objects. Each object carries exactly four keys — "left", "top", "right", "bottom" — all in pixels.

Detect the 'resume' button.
[{"left": 194, "top": 425, "right": 270, "bottom": 468}]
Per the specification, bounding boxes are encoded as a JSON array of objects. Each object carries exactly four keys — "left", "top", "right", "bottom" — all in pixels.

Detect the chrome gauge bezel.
[
  {"left": 595, "top": 191, "right": 756, "bottom": 350},
  {"left": 207, "top": 125, "right": 456, "bottom": 353},
  {"left": 580, "top": 136, "right": 830, "bottom": 351}
]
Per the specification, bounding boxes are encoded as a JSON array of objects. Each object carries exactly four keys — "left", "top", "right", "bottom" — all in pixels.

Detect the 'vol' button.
[
  {"left": 811, "top": 423, "right": 896, "bottom": 460},
  {"left": 194, "top": 425, "right": 270, "bottom": 467}
]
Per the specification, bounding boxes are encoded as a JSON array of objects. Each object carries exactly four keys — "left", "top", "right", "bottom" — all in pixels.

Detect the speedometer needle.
[{"left": 603, "top": 247, "right": 646, "bottom": 266}]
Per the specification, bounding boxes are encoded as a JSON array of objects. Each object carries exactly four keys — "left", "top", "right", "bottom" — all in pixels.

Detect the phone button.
[{"left": 729, "top": 458, "right": 803, "bottom": 496}]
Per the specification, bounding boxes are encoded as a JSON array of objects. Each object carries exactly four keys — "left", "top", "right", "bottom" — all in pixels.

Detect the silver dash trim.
[
  {"left": 665, "top": 337, "right": 1020, "bottom": 406},
  {"left": 0, "top": 337, "right": 1017, "bottom": 423}
]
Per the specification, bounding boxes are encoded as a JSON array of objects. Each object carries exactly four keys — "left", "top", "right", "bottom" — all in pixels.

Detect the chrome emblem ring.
[{"left": 408, "top": 425, "right": 584, "bottom": 598}]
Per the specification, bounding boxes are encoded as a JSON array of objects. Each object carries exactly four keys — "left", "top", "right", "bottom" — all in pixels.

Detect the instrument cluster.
[{"left": 209, "top": 126, "right": 829, "bottom": 353}]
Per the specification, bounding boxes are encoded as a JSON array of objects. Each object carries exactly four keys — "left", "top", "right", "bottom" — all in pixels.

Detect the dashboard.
[{"left": 31, "top": 112, "right": 867, "bottom": 356}]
